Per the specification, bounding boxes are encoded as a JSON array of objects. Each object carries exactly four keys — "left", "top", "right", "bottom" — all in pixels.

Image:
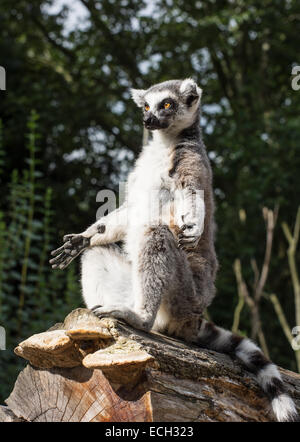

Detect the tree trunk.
[{"left": 1, "top": 308, "right": 300, "bottom": 422}]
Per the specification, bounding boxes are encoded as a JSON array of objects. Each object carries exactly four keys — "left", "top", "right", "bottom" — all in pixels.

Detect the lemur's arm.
[
  {"left": 175, "top": 186, "right": 205, "bottom": 250},
  {"left": 173, "top": 150, "right": 208, "bottom": 250},
  {"left": 50, "top": 204, "right": 128, "bottom": 269}
]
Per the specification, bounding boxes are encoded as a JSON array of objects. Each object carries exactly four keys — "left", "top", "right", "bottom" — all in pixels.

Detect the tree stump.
[{"left": 1, "top": 308, "right": 300, "bottom": 422}]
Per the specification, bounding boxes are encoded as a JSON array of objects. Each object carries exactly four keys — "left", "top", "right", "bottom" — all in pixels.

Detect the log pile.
[{"left": 1, "top": 308, "right": 300, "bottom": 422}]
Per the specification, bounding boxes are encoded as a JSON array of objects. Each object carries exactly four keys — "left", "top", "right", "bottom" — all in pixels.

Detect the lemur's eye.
[
  {"left": 145, "top": 104, "right": 150, "bottom": 111},
  {"left": 164, "top": 102, "right": 171, "bottom": 109}
]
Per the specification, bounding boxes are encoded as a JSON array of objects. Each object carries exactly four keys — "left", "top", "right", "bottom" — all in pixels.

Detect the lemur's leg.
[
  {"left": 92, "top": 225, "right": 196, "bottom": 332},
  {"left": 185, "top": 251, "right": 218, "bottom": 313},
  {"left": 50, "top": 205, "right": 127, "bottom": 269}
]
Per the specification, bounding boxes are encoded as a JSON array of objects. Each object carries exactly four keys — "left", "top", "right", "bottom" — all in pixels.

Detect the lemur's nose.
[{"left": 144, "top": 113, "right": 160, "bottom": 129}]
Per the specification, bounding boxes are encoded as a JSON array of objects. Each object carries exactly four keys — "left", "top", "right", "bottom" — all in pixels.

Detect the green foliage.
[{"left": 0, "top": 115, "right": 81, "bottom": 402}]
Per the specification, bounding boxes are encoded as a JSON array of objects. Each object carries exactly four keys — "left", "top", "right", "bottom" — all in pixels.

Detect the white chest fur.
[
  {"left": 124, "top": 135, "right": 176, "bottom": 259},
  {"left": 127, "top": 136, "right": 175, "bottom": 226},
  {"left": 131, "top": 138, "right": 173, "bottom": 189}
]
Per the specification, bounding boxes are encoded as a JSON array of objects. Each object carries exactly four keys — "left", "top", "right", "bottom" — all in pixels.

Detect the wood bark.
[{"left": 1, "top": 308, "right": 300, "bottom": 422}]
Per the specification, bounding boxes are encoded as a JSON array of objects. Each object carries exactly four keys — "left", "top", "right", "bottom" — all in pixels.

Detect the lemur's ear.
[
  {"left": 180, "top": 78, "right": 202, "bottom": 107},
  {"left": 131, "top": 88, "right": 147, "bottom": 107}
]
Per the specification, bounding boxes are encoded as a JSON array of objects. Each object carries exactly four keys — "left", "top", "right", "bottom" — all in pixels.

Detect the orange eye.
[
  {"left": 145, "top": 104, "right": 150, "bottom": 111},
  {"left": 164, "top": 102, "right": 171, "bottom": 109}
]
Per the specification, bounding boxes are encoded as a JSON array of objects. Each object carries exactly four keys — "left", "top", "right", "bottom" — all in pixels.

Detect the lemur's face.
[{"left": 131, "top": 78, "right": 202, "bottom": 132}]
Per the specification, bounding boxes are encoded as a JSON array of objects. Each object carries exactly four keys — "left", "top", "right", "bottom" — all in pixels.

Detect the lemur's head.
[{"left": 131, "top": 78, "right": 202, "bottom": 133}]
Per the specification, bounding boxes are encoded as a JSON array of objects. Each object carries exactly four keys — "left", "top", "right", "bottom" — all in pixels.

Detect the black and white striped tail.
[{"left": 195, "top": 319, "right": 299, "bottom": 422}]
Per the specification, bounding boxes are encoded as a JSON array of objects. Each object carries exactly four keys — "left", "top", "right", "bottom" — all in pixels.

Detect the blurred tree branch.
[
  {"left": 268, "top": 207, "right": 300, "bottom": 372},
  {"left": 232, "top": 206, "right": 279, "bottom": 358},
  {"left": 282, "top": 207, "right": 300, "bottom": 330}
]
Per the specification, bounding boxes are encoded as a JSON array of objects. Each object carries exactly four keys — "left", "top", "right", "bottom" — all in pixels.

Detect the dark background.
[{"left": 0, "top": 0, "right": 299, "bottom": 402}]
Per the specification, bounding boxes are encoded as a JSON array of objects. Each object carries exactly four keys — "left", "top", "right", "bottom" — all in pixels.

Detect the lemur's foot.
[
  {"left": 92, "top": 304, "right": 129, "bottom": 321},
  {"left": 49, "top": 234, "right": 90, "bottom": 269},
  {"left": 91, "top": 305, "right": 152, "bottom": 331},
  {"left": 177, "top": 223, "right": 201, "bottom": 250}
]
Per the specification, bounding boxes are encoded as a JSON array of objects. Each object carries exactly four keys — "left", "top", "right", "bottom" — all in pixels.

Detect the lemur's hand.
[
  {"left": 177, "top": 222, "right": 202, "bottom": 250},
  {"left": 49, "top": 234, "right": 90, "bottom": 269},
  {"left": 50, "top": 224, "right": 106, "bottom": 270},
  {"left": 174, "top": 187, "right": 205, "bottom": 251}
]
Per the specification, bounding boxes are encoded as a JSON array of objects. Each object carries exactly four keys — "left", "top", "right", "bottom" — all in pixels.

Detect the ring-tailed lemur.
[{"left": 50, "top": 79, "right": 298, "bottom": 421}]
